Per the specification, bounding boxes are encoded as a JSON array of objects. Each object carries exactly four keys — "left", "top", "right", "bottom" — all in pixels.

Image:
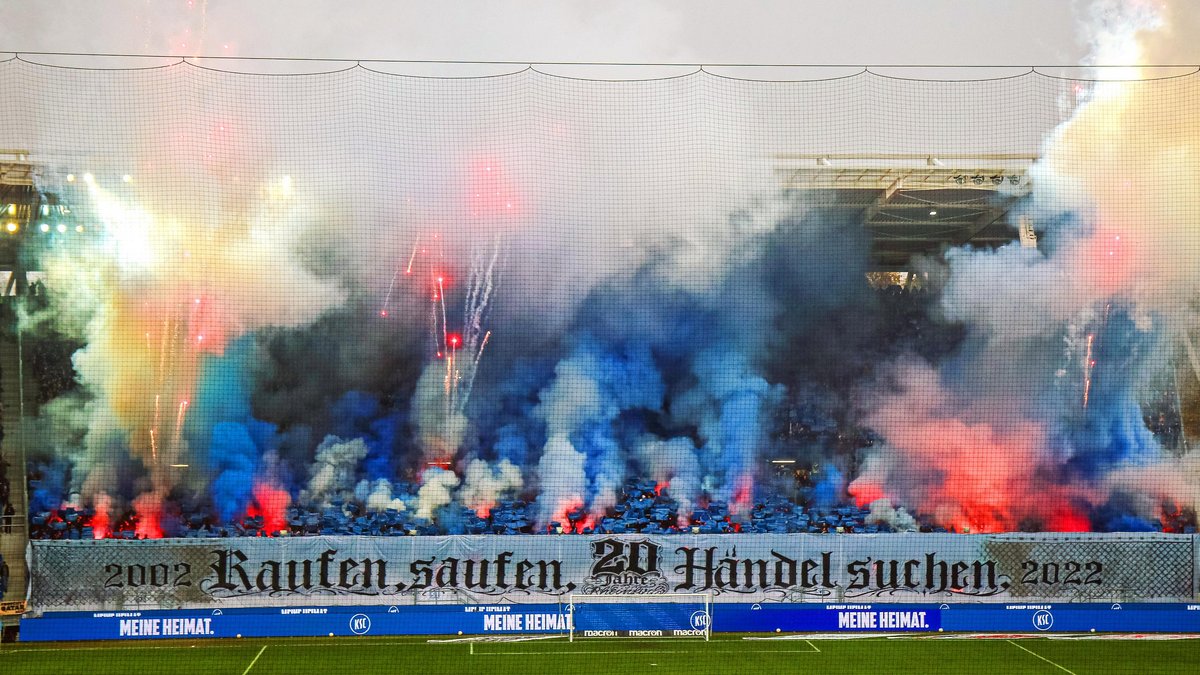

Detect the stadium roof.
[
  {"left": 776, "top": 153, "right": 1036, "bottom": 269},
  {"left": 0, "top": 150, "right": 1037, "bottom": 279}
]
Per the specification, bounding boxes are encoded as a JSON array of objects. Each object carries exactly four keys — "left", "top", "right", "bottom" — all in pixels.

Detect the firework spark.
[{"left": 1084, "top": 332, "right": 1096, "bottom": 409}]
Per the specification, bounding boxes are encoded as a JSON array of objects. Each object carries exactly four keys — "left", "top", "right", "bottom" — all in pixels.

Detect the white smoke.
[
  {"left": 415, "top": 467, "right": 461, "bottom": 521},
  {"left": 300, "top": 436, "right": 370, "bottom": 507},
  {"left": 354, "top": 478, "right": 407, "bottom": 513},
  {"left": 866, "top": 498, "right": 919, "bottom": 533},
  {"left": 635, "top": 436, "right": 703, "bottom": 526},
  {"left": 458, "top": 459, "right": 523, "bottom": 517},
  {"left": 411, "top": 363, "right": 470, "bottom": 462},
  {"left": 531, "top": 435, "right": 588, "bottom": 528},
  {"left": 530, "top": 350, "right": 615, "bottom": 526}
]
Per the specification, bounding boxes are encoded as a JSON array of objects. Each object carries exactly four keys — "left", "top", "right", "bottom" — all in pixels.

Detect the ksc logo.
[
  {"left": 350, "top": 614, "right": 372, "bottom": 635},
  {"left": 690, "top": 611, "right": 710, "bottom": 631},
  {"left": 1032, "top": 610, "right": 1054, "bottom": 631}
]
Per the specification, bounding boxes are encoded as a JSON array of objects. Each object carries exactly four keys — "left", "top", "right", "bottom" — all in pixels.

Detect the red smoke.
[
  {"left": 730, "top": 476, "right": 753, "bottom": 516},
  {"left": 251, "top": 481, "right": 291, "bottom": 536},
  {"left": 132, "top": 493, "right": 164, "bottom": 539},
  {"left": 850, "top": 481, "right": 885, "bottom": 509},
  {"left": 1047, "top": 507, "right": 1092, "bottom": 533},
  {"left": 1076, "top": 226, "right": 1135, "bottom": 297},
  {"left": 852, "top": 361, "right": 1095, "bottom": 534},
  {"left": 91, "top": 493, "right": 112, "bottom": 540},
  {"left": 548, "top": 496, "right": 584, "bottom": 533}
]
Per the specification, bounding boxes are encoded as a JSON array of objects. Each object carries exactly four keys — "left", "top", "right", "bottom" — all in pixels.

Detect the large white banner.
[{"left": 29, "top": 533, "right": 1196, "bottom": 612}]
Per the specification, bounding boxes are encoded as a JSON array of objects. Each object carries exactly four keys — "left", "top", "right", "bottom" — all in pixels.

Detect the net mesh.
[
  {"left": 0, "top": 62, "right": 1198, "bottom": 583},
  {"left": 570, "top": 593, "right": 709, "bottom": 638}
]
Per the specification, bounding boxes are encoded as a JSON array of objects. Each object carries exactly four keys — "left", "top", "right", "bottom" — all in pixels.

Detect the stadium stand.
[{"left": 17, "top": 282, "right": 1197, "bottom": 540}]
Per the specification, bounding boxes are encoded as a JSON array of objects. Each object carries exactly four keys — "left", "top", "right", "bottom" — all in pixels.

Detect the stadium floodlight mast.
[{"left": 567, "top": 594, "right": 712, "bottom": 642}]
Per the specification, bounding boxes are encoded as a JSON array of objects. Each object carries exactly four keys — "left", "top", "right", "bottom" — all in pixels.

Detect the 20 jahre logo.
[{"left": 582, "top": 538, "right": 669, "bottom": 594}]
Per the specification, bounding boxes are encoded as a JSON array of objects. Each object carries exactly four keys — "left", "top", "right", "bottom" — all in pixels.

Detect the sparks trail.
[
  {"left": 407, "top": 235, "right": 420, "bottom": 274},
  {"left": 435, "top": 236, "right": 502, "bottom": 423},
  {"left": 172, "top": 399, "right": 189, "bottom": 452},
  {"left": 380, "top": 236, "right": 422, "bottom": 317},
  {"left": 143, "top": 297, "right": 206, "bottom": 483},
  {"left": 406, "top": 229, "right": 503, "bottom": 467},
  {"left": 438, "top": 274, "right": 449, "bottom": 357},
  {"left": 1083, "top": 333, "right": 1095, "bottom": 409},
  {"left": 1082, "top": 303, "right": 1113, "bottom": 410}
]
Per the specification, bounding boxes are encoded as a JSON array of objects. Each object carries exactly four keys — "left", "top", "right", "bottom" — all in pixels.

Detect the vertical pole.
[
  {"left": 705, "top": 594, "right": 711, "bottom": 642},
  {"left": 16, "top": 306, "right": 31, "bottom": 601},
  {"left": 17, "top": 314, "right": 28, "bottom": 513}
]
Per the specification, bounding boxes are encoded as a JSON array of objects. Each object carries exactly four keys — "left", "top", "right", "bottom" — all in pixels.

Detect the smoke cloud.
[{"left": 8, "top": 1, "right": 1200, "bottom": 538}]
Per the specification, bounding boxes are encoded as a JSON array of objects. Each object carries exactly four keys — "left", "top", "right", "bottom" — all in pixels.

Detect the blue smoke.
[
  {"left": 29, "top": 459, "right": 70, "bottom": 513},
  {"left": 1063, "top": 308, "right": 1164, "bottom": 478},
  {"left": 812, "top": 464, "right": 846, "bottom": 509},
  {"left": 329, "top": 391, "right": 399, "bottom": 480},
  {"left": 187, "top": 336, "right": 278, "bottom": 521}
]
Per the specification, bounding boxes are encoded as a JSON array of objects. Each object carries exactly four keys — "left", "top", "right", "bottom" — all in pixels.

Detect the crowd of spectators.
[
  {"left": 29, "top": 336, "right": 79, "bottom": 405},
  {"left": 27, "top": 474, "right": 898, "bottom": 541},
  {"left": 28, "top": 466, "right": 1198, "bottom": 540},
  {"left": 17, "top": 284, "right": 1200, "bottom": 541},
  {"left": 1142, "top": 378, "right": 1187, "bottom": 453}
]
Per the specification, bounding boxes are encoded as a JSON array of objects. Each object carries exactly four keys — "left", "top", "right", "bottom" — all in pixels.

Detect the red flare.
[
  {"left": 91, "top": 493, "right": 112, "bottom": 540},
  {"left": 550, "top": 496, "right": 584, "bottom": 532},
  {"left": 730, "top": 476, "right": 753, "bottom": 515},
  {"left": 132, "top": 493, "right": 164, "bottom": 539},
  {"left": 250, "top": 482, "right": 291, "bottom": 536}
]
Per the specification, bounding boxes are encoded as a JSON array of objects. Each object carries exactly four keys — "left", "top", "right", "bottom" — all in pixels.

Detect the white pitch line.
[
  {"left": 0, "top": 640, "right": 429, "bottom": 655},
  {"left": 807, "top": 640, "right": 821, "bottom": 653},
  {"left": 472, "top": 649, "right": 819, "bottom": 656},
  {"left": 241, "top": 645, "right": 267, "bottom": 675},
  {"left": 240, "top": 645, "right": 267, "bottom": 675},
  {"left": 473, "top": 650, "right": 692, "bottom": 656},
  {"left": 0, "top": 644, "right": 249, "bottom": 654},
  {"left": 1007, "top": 640, "right": 1077, "bottom": 675}
]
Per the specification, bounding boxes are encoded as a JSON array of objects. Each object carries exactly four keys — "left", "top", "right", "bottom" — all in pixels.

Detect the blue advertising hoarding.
[{"left": 19, "top": 602, "right": 1200, "bottom": 641}]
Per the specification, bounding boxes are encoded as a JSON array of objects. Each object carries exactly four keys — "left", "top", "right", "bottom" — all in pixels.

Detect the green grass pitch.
[{"left": 2, "top": 634, "right": 1198, "bottom": 674}]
